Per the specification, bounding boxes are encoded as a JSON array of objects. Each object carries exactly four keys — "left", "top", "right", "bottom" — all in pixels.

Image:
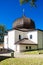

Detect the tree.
[
  {"left": 19, "top": 0, "right": 37, "bottom": 7},
  {"left": 0, "top": 25, "right": 7, "bottom": 43}
]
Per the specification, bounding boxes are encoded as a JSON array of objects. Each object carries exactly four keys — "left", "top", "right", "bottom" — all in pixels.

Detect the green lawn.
[
  {"left": 0, "top": 58, "right": 43, "bottom": 65},
  {"left": 0, "top": 50, "right": 43, "bottom": 65},
  {"left": 22, "top": 50, "right": 43, "bottom": 54}
]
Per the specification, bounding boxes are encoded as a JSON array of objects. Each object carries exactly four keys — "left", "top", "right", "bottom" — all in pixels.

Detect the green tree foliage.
[
  {"left": 19, "top": 0, "right": 37, "bottom": 7},
  {"left": 0, "top": 25, "right": 7, "bottom": 43}
]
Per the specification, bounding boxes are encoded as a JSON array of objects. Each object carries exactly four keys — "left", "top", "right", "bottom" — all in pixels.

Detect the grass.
[
  {"left": 0, "top": 58, "right": 43, "bottom": 65},
  {"left": 0, "top": 50, "right": 43, "bottom": 65},
  {"left": 22, "top": 50, "right": 43, "bottom": 54}
]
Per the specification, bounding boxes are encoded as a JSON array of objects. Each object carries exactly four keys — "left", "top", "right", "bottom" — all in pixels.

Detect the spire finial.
[{"left": 23, "top": 8, "right": 25, "bottom": 16}]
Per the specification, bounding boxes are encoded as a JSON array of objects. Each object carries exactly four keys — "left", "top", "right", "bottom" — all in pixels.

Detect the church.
[{"left": 4, "top": 15, "right": 43, "bottom": 52}]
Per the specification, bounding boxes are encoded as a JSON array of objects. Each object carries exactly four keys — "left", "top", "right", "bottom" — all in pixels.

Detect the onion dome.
[{"left": 12, "top": 16, "right": 35, "bottom": 29}]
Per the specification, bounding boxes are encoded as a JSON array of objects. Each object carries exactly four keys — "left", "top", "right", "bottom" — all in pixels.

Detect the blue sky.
[{"left": 0, "top": 0, "right": 43, "bottom": 30}]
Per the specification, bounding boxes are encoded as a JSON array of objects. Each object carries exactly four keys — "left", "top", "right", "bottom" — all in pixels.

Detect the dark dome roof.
[{"left": 12, "top": 16, "right": 35, "bottom": 29}]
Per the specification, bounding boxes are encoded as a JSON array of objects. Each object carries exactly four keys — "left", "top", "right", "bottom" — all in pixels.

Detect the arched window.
[
  {"left": 30, "top": 35, "right": 32, "bottom": 39},
  {"left": 19, "top": 35, "right": 21, "bottom": 40}
]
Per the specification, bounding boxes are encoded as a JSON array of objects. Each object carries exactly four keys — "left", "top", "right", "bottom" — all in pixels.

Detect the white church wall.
[
  {"left": 4, "top": 30, "right": 38, "bottom": 51},
  {"left": 27, "top": 31, "right": 38, "bottom": 44},
  {"left": 42, "top": 32, "right": 43, "bottom": 48},
  {"left": 4, "top": 29, "right": 43, "bottom": 51},
  {"left": 38, "top": 31, "right": 43, "bottom": 49},
  {"left": 15, "top": 30, "right": 38, "bottom": 44},
  {"left": 16, "top": 45, "right": 20, "bottom": 52},
  {"left": 15, "top": 30, "right": 24, "bottom": 42},
  {"left": 4, "top": 35, "right": 8, "bottom": 49},
  {"left": 18, "top": 45, "right": 37, "bottom": 52},
  {"left": 23, "top": 32, "right": 28, "bottom": 38},
  {"left": 8, "top": 30, "right": 16, "bottom": 51}
]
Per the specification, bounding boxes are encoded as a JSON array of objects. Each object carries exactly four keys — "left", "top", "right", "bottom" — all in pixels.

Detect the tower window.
[
  {"left": 19, "top": 35, "right": 21, "bottom": 40},
  {"left": 30, "top": 35, "right": 32, "bottom": 39}
]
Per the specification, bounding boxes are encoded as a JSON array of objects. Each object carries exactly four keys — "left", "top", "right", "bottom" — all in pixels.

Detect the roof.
[
  {"left": 7, "top": 28, "right": 43, "bottom": 32},
  {"left": 15, "top": 38, "right": 38, "bottom": 45},
  {"left": 12, "top": 16, "right": 35, "bottom": 29},
  {"left": 4, "top": 28, "right": 43, "bottom": 36}
]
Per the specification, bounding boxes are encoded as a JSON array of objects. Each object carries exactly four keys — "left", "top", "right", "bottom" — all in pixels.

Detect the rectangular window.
[
  {"left": 26, "top": 46, "right": 28, "bottom": 49},
  {"left": 29, "top": 46, "right": 31, "bottom": 50},
  {"left": 30, "top": 35, "right": 32, "bottom": 39}
]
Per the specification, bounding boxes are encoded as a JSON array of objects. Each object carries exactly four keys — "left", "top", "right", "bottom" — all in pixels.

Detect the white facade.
[
  {"left": 4, "top": 29, "right": 43, "bottom": 52},
  {"left": 16, "top": 45, "right": 37, "bottom": 52},
  {"left": 8, "top": 30, "right": 15, "bottom": 50},
  {"left": 15, "top": 30, "right": 38, "bottom": 43},
  {"left": 38, "top": 31, "right": 43, "bottom": 49},
  {"left": 27, "top": 31, "right": 38, "bottom": 43},
  {"left": 4, "top": 35, "right": 8, "bottom": 49}
]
